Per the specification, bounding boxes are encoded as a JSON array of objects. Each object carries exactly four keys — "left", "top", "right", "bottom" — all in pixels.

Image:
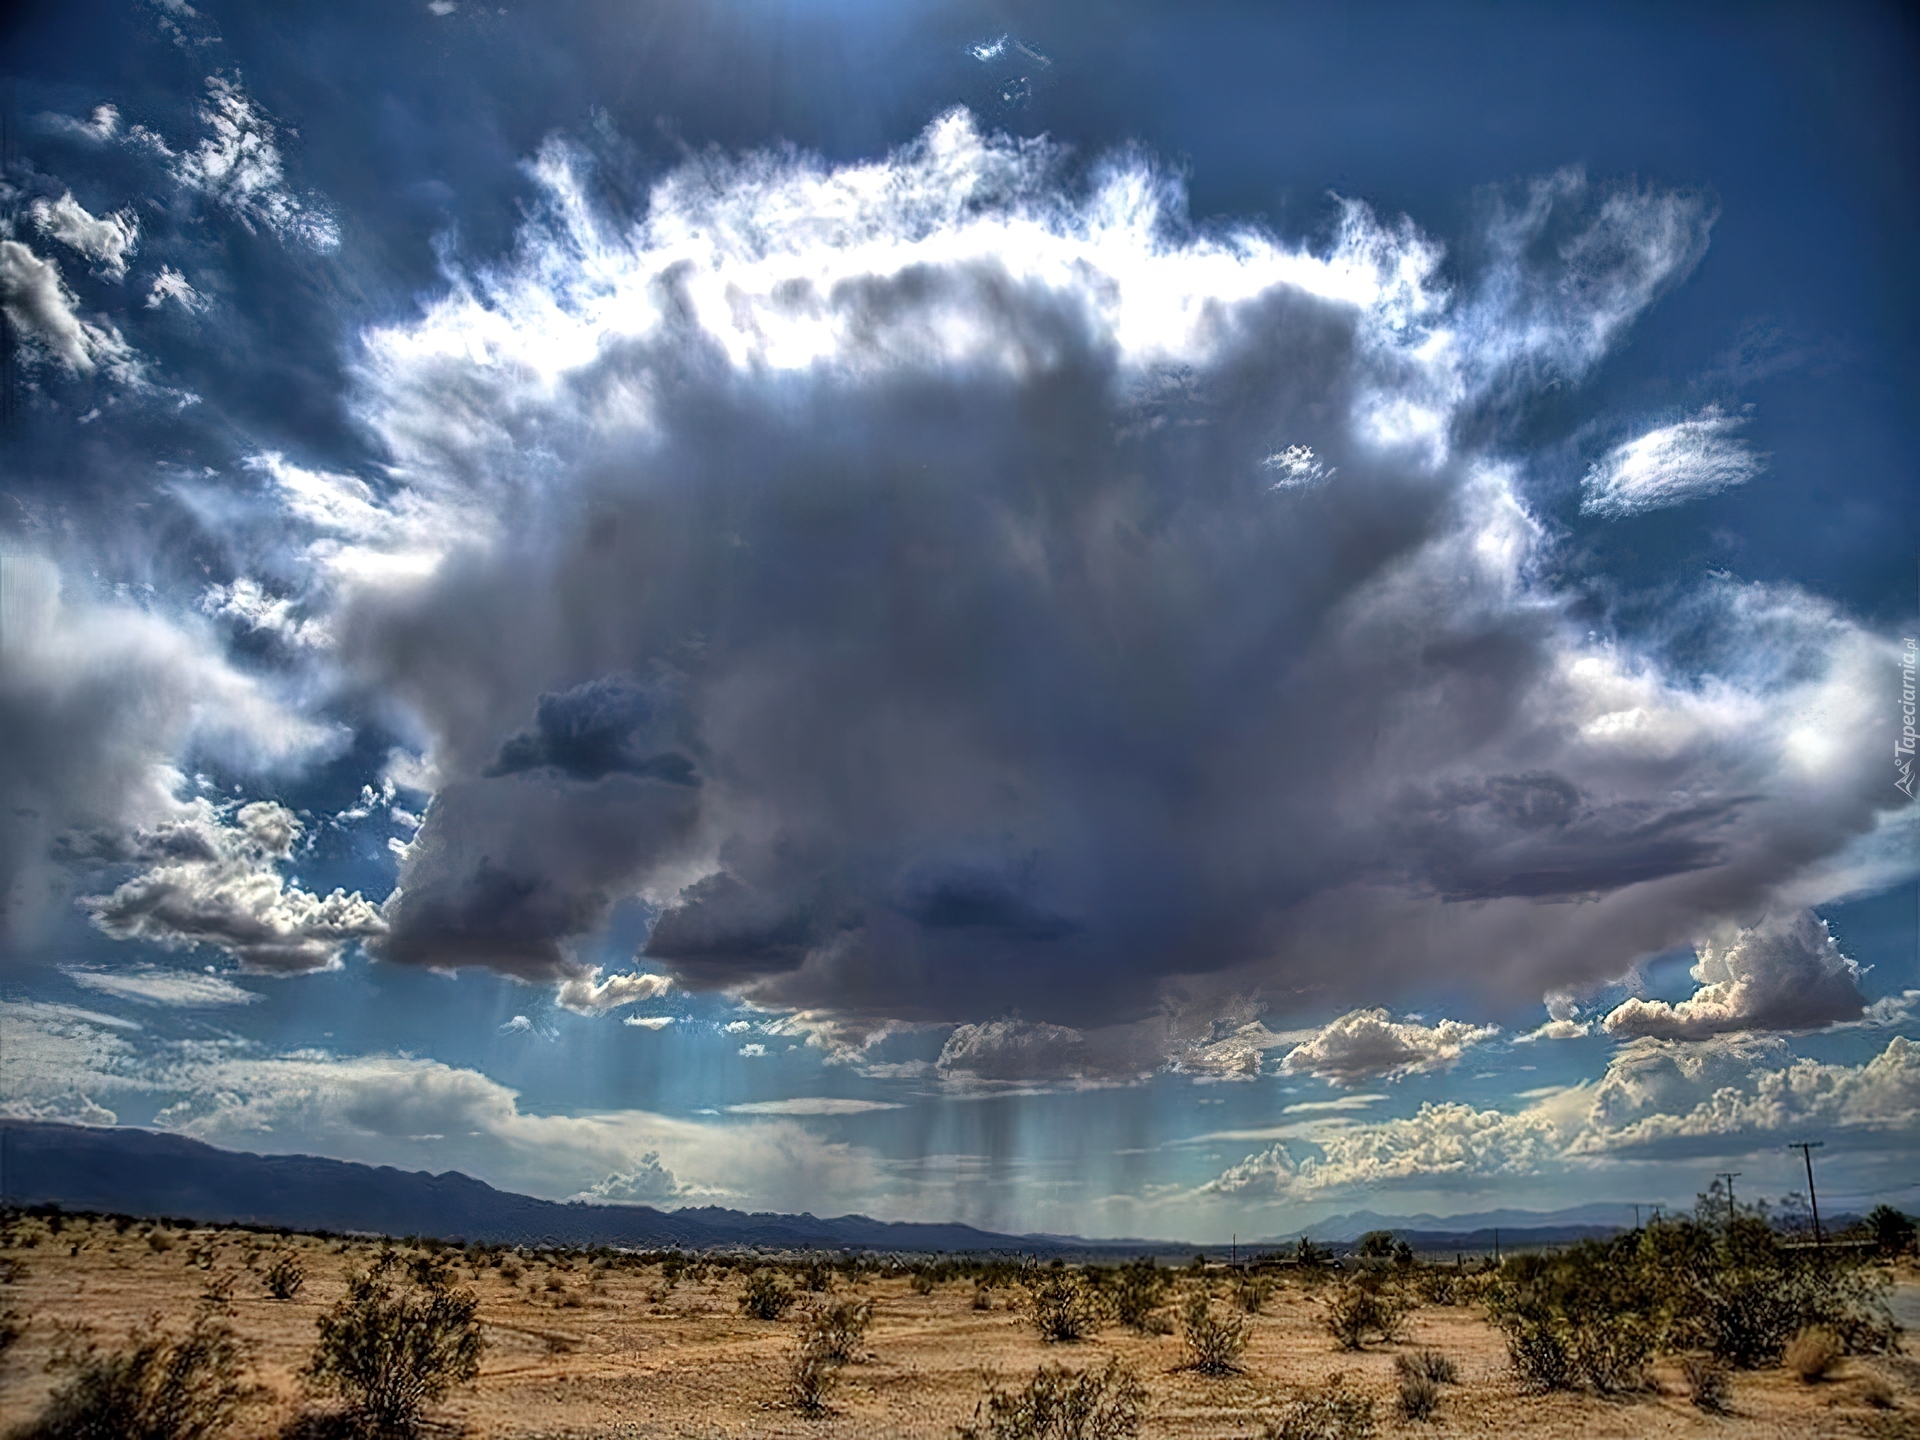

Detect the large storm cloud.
[{"left": 204, "top": 112, "right": 1905, "bottom": 1042}]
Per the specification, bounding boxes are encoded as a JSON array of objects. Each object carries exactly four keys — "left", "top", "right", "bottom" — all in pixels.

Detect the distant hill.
[
  {"left": 0, "top": 1121, "right": 1130, "bottom": 1254},
  {"left": 1266, "top": 1202, "right": 1641, "bottom": 1245}
]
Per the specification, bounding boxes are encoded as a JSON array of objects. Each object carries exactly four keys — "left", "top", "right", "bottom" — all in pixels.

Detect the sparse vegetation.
[
  {"left": 303, "top": 1250, "right": 483, "bottom": 1437},
  {"left": 801, "top": 1298, "right": 873, "bottom": 1363},
  {"left": 1682, "top": 1354, "right": 1732, "bottom": 1413},
  {"left": 263, "top": 1253, "right": 307, "bottom": 1301},
  {"left": 1485, "top": 1216, "right": 1898, "bottom": 1386},
  {"left": 1020, "top": 1268, "right": 1102, "bottom": 1344},
  {"left": 9, "top": 1310, "right": 260, "bottom": 1440},
  {"left": 1108, "top": 1257, "right": 1167, "bottom": 1335},
  {"left": 1321, "top": 1275, "right": 1408, "bottom": 1351},
  {"left": 1260, "top": 1377, "right": 1377, "bottom": 1440},
  {"left": 1784, "top": 1324, "right": 1843, "bottom": 1383},
  {"left": 739, "top": 1268, "right": 796, "bottom": 1321},
  {"left": 955, "top": 1356, "right": 1145, "bottom": 1440},
  {"left": 1176, "top": 1287, "right": 1248, "bottom": 1374}
]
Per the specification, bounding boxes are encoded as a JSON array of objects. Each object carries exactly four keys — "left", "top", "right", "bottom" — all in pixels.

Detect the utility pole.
[
  {"left": 1716, "top": 1172, "right": 1741, "bottom": 1225},
  {"left": 1789, "top": 1142, "right": 1825, "bottom": 1245},
  {"left": 1633, "top": 1204, "right": 1641, "bottom": 1231}
]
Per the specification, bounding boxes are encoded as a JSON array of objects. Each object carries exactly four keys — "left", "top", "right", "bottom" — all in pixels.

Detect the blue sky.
[{"left": 0, "top": 0, "right": 1915, "bottom": 1241}]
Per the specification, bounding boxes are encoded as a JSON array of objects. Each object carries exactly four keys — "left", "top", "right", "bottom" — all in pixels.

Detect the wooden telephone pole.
[{"left": 1788, "top": 1142, "right": 1825, "bottom": 1245}]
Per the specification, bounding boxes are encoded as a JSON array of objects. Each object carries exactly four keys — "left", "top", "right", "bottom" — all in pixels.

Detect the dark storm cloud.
[{"left": 277, "top": 115, "right": 1908, "bottom": 1041}]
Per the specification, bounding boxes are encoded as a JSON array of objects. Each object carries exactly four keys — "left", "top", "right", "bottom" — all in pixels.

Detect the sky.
[{"left": 0, "top": 0, "right": 1915, "bottom": 1243}]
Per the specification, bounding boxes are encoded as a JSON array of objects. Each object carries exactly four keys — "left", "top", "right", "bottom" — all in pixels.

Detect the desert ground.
[{"left": 0, "top": 1214, "right": 1915, "bottom": 1439}]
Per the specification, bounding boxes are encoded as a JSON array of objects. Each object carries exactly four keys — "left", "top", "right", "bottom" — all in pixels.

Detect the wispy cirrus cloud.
[{"left": 1581, "top": 405, "right": 1764, "bottom": 516}]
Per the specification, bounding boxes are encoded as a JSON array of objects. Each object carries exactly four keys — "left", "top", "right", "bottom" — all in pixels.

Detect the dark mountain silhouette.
[{"left": 0, "top": 1121, "right": 1123, "bottom": 1253}]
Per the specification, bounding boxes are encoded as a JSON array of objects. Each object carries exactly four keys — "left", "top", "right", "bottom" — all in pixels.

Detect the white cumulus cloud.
[
  {"left": 1602, "top": 910, "right": 1867, "bottom": 1040},
  {"left": 1280, "top": 1008, "right": 1500, "bottom": 1087}
]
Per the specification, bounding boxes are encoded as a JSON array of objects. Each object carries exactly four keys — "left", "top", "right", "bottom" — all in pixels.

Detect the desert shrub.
[
  {"left": 1397, "top": 1349, "right": 1457, "bottom": 1386},
  {"left": 1021, "top": 1270, "right": 1103, "bottom": 1344},
  {"left": 1260, "top": 1378, "right": 1376, "bottom": 1440},
  {"left": 911, "top": 1270, "right": 938, "bottom": 1295},
  {"left": 1785, "top": 1325, "right": 1843, "bottom": 1383},
  {"left": 1354, "top": 1231, "right": 1395, "bottom": 1260},
  {"left": 955, "top": 1356, "right": 1145, "bottom": 1440},
  {"left": 1866, "top": 1206, "right": 1916, "bottom": 1259},
  {"left": 1176, "top": 1288, "right": 1248, "bottom": 1375},
  {"left": 1109, "top": 1258, "right": 1166, "bottom": 1335},
  {"left": 802, "top": 1299, "right": 873, "bottom": 1363},
  {"left": 1487, "top": 1302, "right": 1575, "bottom": 1391},
  {"left": 1321, "top": 1277, "right": 1407, "bottom": 1351},
  {"left": 1484, "top": 1221, "right": 1897, "bottom": 1380},
  {"left": 11, "top": 1311, "right": 260, "bottom": 1440},
  {"left": 1412, "top": 1268, "right": 1463, "bottom": 1306},
  {"left": 147, "top": 1231, "right": 174, "bottom": 1254},
  {"left": 0, "top": 1256, "right": 30, "bottom": 1285},
  {"left": 739, "top": 1268, "right": 795, "bottom": 1321},
  {"left": 785, "top": 1328, "right": 837, "bottom": 1415},
  {"left": 303, "top": 1251, "right": 483, "bottom": 1438},
  {"left": 1232, "top": 1274, "right": 1274, "bottom": 1314},
  {"left": 1682, "top": 1355, "right": 1731, "bottom": 1413},
  {"left": 0, "top": 1307, "right": 24, "bottom": 1357},
  {"left": 799, "top": 1255, "right": 836, "bottom": 1293},
  {"left": 658, "top": 1250, "right": 686, "bottom": 1285},
  {"left": 1395, "top": 1369, "right": 1438, "bottom": 1422},
  {"left": 973, "top": 1283, "right": 995, "bottom": 1311}
]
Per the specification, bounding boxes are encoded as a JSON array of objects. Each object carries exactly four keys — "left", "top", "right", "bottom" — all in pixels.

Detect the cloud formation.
[
  {"left": 81, "top": 801, "right": 386, "bottom": 973},
  {"left": 1280, "top": 1009, "right": 1501, "bottom": 1086},
  {"left": 30, "top": 193, "right": 140, "bottom": 280},
  {"left": 242, "top": 115, "right": 1905, "bottom": 1055},
  {"left": 1581, "top": 406, "right": 1763, "bottom": 516},
  {"left": 1205, "top": 1033, "right": 1919, "bottom": 1199},
  {"left": 0, "top": 240, "right": 132, "bottom": 374},
  {"left": 64, "top": 966, "right": 259, "bottom": 1007},
  {"left": 172, "top": 78, "right": 339, "bottom": 249},
  {"left": 0, "top": 555, "right": 339, "bottom": 949},
  {"left": 1601, "top": 909, "right": 1868, "bottom": 1040}
]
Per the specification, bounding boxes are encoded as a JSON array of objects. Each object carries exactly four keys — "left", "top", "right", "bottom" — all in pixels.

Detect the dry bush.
[
  {"left": 10, "top": 1310, "right": 261, "bottom": 1440},
  {"left": 0, "top": 1307, "right": 25, "bottom": 1357},
  {"left": 802, "top": 1298, "right": 874, "bottom": 1363},
  {"left": 1232, "top": 1274, "right": 1275, "bottom": 1314},
  {"left": 1260, "top": 1377, "right": 1376, "bottom": 1440},
  {"left": 1176, "top": 1288, "right": 1248, "bottom": 1375},
  {"left": 1395, "top": 1349, "right": 1458, "bottom": 1386},
  {"left": 1682, "top": 1355, "right": 1732, "bottom": 1413},
  {"left": 785, "top": 1329, "right": 837, "bottom": 1415},
  {"left": 1395, "top": 1368, "right": 1438, "bottom": 1422},
  {"left": 147, "top": 1232, "right": 174, "bottom": 1254},
  {"left": 738, "top": 1268, "right": 795, "bottom": 1321},
  {"left": 1109, "top": 1258, "right": 1166, "bottom": 1335},
  {"left": 1321, "top": 1278, "right": 1407, "bottom": 1351},
  {"left": 1785, "top": 1325, "right": 1843, "bottom": 1383},
  {"left": 955, "top": 1356, "right": 1145, "bottom": 1440},
  {"left": 303, "top": 1251, "right": 483, "bottom": 1438},
  {"left": 1021, "top": 1270, "right": 1103, "bottom": 1344},
  {"left": 973, "top": 1283, "right": 995, "bottom": 1311},
  {"left": 262, "top": 1253, "right": 307, "bottom": 1302},
  {"left": 911, "top": 1270, "right": 938, "bottom": 1295}
]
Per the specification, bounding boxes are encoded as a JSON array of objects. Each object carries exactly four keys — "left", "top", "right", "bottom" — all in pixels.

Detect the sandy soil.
[{"left": 1, "top": 1217, "right": 1915, "bottom": 1438}]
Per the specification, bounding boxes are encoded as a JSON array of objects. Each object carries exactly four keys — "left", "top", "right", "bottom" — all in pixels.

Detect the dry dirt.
[{"left": 1, "top": 1217, "right": 1915, "bottom": 1439}]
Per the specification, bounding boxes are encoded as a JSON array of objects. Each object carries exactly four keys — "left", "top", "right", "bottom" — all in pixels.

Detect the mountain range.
[{"left": 1, "top": 1121, "right": 1641, "bottom": 1254}]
